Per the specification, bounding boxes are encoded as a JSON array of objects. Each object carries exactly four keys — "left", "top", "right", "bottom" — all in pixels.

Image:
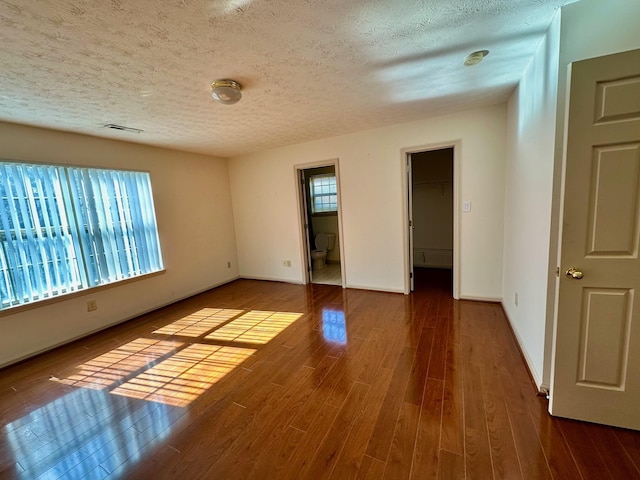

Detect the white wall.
[
  {"left": 0, "top": 122, "right": 238, "bottom": 367},
  {"left": 503, "top": 13, "right": 560, "bottom": 388},
  {"left": 229, "top": 105, "right": 506, "bottom": 297}
]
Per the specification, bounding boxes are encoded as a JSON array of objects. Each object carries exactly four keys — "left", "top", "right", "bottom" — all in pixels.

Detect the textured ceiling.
[{"left": 0, "top": 0, "right": 575, "bottom": 158}]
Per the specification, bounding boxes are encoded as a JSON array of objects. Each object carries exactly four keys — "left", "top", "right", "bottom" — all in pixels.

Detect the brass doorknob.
[{"left": 565, "top": 267, "right": 584, "bottom": 279}]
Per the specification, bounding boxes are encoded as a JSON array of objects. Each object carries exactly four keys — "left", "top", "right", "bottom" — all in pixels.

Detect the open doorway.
[
  {"left": 406, "top": 146, "right": 458, "bottom": 297},
  {"left": 296, "top": 163, "right": 343, "bottom": 286}
]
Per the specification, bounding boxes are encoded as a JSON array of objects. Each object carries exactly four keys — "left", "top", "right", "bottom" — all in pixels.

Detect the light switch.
[{"left": 463, "top": 200, "right": 471, "bottom": 212}]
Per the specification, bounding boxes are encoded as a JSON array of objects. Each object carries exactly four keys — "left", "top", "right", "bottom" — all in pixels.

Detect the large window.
[
  {"left": 309, "top": 174, "right": 337, "bottom": 214},
  {"left": 0, "top": 161, "right": 163, "bottom": 310}
]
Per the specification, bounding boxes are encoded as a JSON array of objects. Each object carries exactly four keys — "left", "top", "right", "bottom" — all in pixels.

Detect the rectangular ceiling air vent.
[{"left": 103, "top": 124, "right": 143, "bottom": 134}]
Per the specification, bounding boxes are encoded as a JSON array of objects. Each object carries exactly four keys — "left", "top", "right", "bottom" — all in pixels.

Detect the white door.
[
  {"left": 550, "top": 48, "right": 640, "bottom": 430},
  {"left": 299, "top": 170, "right": 313, "bottom": 283}
]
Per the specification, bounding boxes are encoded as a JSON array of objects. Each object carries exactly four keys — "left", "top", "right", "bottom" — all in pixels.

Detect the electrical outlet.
[
  {"left": 87, "top": 300, "right": 97, "bottom": 312},
  {"left": 283, "top": 260, "right": 291, "bottom": 267},
  {"left": 514, "top": 292, "right": 518, "bottom": 306}
]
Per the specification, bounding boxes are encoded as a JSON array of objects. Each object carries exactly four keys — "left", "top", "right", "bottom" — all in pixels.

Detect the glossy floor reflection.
[
  {"left": 5, "top": 387, "right": 175, "bottom": 479},
  {"left": 1, "top": 298, "right": 305, "bottom": 479},
  {"left": 2, "top": 273, "right": 640, "bottom": 479},
  {"left": 322, "top": 309, "right": 347, "bottom": 344}
]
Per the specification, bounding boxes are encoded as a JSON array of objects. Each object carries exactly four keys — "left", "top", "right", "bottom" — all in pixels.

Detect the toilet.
[{"left": 311, "top": 233, "right": 336, "bottom": 270}]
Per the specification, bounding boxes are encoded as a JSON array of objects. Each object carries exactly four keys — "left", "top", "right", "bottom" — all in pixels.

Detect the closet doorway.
[{"left": 405, "top": 145, "right": 459, "bottom": 297}]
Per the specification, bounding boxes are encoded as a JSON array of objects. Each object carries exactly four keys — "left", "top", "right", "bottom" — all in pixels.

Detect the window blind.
[{"left": 0, "top": 161, "right": 163, "bottom": 310}]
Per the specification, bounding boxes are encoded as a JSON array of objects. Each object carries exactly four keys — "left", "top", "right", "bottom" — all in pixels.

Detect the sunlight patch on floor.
[
  {"left": 111, "top": 345, "right": 255, "bottom": 407},
  {"left": 52, "top": 307, "right": 303, "bottom": 407},
  {"left": 56, "top": 338, "right": 182, "bottom": 390},
  {"left": 204, "top": 310, "right": 303, "bottom": 344},
  {"left": 152, "top": 308, "right": 244, "bottom": 337}
]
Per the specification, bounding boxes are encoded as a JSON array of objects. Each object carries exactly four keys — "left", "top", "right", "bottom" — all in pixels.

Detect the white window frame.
[{"left": 309, "top": 174, "right": 337, "bottom": 214}]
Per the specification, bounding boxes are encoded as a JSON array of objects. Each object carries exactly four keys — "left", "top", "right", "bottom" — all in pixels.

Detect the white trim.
[
  {"left": 239, "top": 275, "right": 304, "bottom": 285},
  {"left": 293, "top": 159, "right": 346, "bottom": 288},
  {"left": 401, "top": 141, "right": 461, "bottom": 299},
  {"left": 501, "top": 300, "right": 545, "bottom": 391},
  {"left": 459, "top": 295, "right": 502, "bottom": 302},
  {"left": 346, "top": 284, "right": 405, "bottom": 294}
]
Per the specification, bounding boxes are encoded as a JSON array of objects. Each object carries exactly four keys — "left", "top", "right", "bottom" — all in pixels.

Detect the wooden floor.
[{"left": 1, "top": 270, "right": 640, "bottom": 479}]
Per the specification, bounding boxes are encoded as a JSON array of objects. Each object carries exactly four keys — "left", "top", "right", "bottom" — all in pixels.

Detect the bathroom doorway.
[{"left": 295, "top": 161, "right": 344, "bottom": 286}]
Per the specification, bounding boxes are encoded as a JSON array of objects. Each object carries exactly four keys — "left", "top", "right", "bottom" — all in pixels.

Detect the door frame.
[
  {"left": 294, "top": 158, "right": 346, "bottom": 287},
  {"left": 401, "top": 141, "right": 461, "bottom": 298}
]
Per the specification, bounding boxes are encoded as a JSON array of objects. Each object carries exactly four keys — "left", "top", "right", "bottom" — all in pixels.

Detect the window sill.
[{"left": 0, "top": 269, "right": 166, "bottom": 318}]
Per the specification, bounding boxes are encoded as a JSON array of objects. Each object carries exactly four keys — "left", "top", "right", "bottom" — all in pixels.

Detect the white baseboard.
[
  {"left": 500, "top": 301, "right": 544, "bottom": 392},
  {"left": 239, "top": 275, "right": 304, "bottom": 285},
  {"left": 459, "top": 295, "right": 502, "bottom": 302},
  {"left": 346, "top": 283, "right": 405, "bottom": 294}
]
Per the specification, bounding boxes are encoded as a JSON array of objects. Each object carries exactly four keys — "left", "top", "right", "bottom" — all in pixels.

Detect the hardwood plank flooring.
[{"left": 1, "top": 268, "right": 640, "bottom": 479}]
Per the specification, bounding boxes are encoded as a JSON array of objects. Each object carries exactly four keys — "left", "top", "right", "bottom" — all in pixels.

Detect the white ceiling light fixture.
[
  {"left": 463, "top": 50, "right": 489, "bottom": 66},
  {"left": 211, "top": 79, "right": 242, "bottom": 105}
]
